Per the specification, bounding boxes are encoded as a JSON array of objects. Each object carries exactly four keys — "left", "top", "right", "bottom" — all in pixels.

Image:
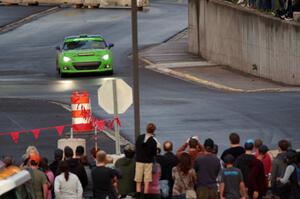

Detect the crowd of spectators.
[
  {"left": 1, "top": 122, "right": 300, "bottom": 199},
  {"left": 228, "top": 0, "right": 300, "bottom": 20}
]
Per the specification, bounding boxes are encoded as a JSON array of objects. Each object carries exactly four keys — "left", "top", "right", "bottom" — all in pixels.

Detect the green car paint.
[{"left": 56, "top": 34, "right": 114, "bottom": 77}]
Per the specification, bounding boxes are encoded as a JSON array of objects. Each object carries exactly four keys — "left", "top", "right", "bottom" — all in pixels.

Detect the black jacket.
[{"left": 135, "top": 134, "right": 157, "bottom": 163}]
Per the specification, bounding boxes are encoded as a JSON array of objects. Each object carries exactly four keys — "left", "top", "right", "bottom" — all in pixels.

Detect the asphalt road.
[
  {"left": 0, "top": 0, "right": 300, "bottom": 161},
  {"left": 0, "top": 5, "right": 53, "bottom": 27}
]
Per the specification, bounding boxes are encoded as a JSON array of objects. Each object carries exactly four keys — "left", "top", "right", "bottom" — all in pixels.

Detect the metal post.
[
  {"left": 112, "top": 79, "right": 121, "bottom": 155},
  {"left": 70, "top": 127, "right": 73, "bottom": 139},
  {"left": 94, "top": 127, "right": 98, "bottom": 150},
  {"left": 131, "top": 0, "right": 140, "bottom": 141}
]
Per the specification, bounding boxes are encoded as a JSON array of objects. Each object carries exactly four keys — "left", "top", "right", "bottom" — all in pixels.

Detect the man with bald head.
[{"left": 163, "top": 141, "right": 178, "bottom": 198}]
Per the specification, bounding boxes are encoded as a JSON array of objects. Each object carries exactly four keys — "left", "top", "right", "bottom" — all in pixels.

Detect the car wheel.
[{"left": 58, "top": 69, "right": 66, "bottom": 78}]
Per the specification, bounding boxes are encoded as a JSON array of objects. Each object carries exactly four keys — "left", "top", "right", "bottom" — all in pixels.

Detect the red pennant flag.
[
  {"left": 109, "top": 117, "right": 122, "bottom": 130},
  {"left": 31, "top": 129, "right": 41, "bottom": 139},
  {"left": 55, "top": 126, "right": 64, "bottom": 136},
  {"left": 95, "top": 120, "right": 106, "bottom": 131},
  {"left": 10, "top": 132, "right": 20, "bottom": 144}
]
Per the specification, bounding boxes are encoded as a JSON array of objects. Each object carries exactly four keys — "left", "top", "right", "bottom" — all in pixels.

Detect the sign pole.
[
  {"left": 131, "top": 0, "right": 140, "bottom": 141},
  {"left": 112, "top": 79, "right": 121, "bottom": 155}
]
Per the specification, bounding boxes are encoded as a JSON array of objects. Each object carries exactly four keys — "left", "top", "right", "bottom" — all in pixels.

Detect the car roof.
[{"left": 64, "top": 34, "right": 104, "bottom": 41}]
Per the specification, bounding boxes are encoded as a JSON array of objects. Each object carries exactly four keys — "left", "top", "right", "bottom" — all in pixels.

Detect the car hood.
[{"left": 62, "top": 49, "right": 110, "bottom": 57}]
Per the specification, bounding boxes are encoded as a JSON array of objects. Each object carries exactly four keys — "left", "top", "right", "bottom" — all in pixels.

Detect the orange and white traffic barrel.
[{"left": 71, "top": 91, "right": 94, "bottom": 132}]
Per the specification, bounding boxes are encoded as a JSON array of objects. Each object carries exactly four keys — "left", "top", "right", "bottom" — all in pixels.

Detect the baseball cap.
[
  {"left": 29, "top": 153, "right": 41, "bottom": 164},
  {"left": 204, "top": 138, "right": 214, "bottom": 149}
]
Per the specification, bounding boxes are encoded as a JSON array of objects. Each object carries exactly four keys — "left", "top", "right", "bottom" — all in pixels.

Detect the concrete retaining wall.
[
  {"left": 1, "top": 0, "right": 148, "bottom": 8},
  {"left": 188, "top": 0, "right": 300, "bottom": 85}
]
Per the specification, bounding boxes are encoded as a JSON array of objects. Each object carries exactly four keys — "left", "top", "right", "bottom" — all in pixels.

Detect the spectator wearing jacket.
[
  {"left": 271, "top": 139, "right": 289, "bottom": 198},
  {"left": 135, "top": 123, "right": 159, "bottom": 198},
  {"left": 256, "top": 145, "right": 272, "bottom": 179},
  {"left": 162, "top": 141, "right": 178, "bottom": 198},
  {"left": 62, "top": 146, "right": 88, "bottom": 189},
  {"left": 277, "top": 150, "right": 300, "bottom": 199},
  {"left": 49, "top": 149, "right": 63, "bottom": 177},
  {"left": 221, "top": 133, "right": 245, "bottom": 162},
  {"left": 115, "top": 144, "right": 136, "bottom": 198}
]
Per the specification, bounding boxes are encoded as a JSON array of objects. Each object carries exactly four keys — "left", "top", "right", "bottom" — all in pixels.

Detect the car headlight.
[
  {"left": 102, "top": 54, "right": 109, "bottom": 61},
  {"left": 63, "top": 56, "right": 71, "bottom": 62}
]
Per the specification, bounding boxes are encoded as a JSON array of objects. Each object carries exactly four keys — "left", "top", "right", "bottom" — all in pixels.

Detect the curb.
[
  {"left": 141, "top": 58, "right": 300, "bottom": 93},
  {"left": 0, "top": 6, "right": 60, "bottom": 34}
]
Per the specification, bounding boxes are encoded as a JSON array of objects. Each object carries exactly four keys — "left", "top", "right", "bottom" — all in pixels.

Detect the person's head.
[
  {"left": 29, "top": 153, "right": 41, "bottom": 168},
  {"left": 123, "top": 144, "right": 135, "bottom": 159},
  {"left": 163, "top": 141, "right": 173, "bottom": 152},
  {"left": 254, "top": 139, "right": 263, "bottom": 150},
  {"left": 286, "top": 149, "right": 297, "bottom": 164},
  {"left": 59, "top": 161, "right": 70, "bottom": 181},
  {"left": 258, "top": 145, "right": 269, "bottom": 155},
  {"left": 146, "top": 123, "right": 156, "bottom": 134},
  {"left": 80, "top": 155, "right": 90, "bottom": 166},
  {"left": 188, "top": 138, "right": 199, "bottom": 149},
  {"left": 23, "top": 146, "right": 39, "bottom": 161},
  {"left": 244, "top": 139, "right": 254, "bottom": 152},
  {"left": 64, "top": 146, "right": 74, "bottom": 159},
  {"left": 278, "top": 139, "right": 289, "bottom": 152},
  {"left": 96, "top": 150, "right": 107, "bottom": 164},
  {"left": 178, "top": 152, "right": 192, "bottom": 174},
  {"left": 40, "top": 157, "right": 49, "bottom": 172},
  {"left": 204, "top": 138, "right": 214, "bottom": 153},
  {"left": 229, "top": 133, "right": 240, "bottom": 145},
  {"left": 224, "top": 154, "right": 235, "bottom": 167},
  {"left": 54, "top": 149, "right": 63, "bottom": 162},
  {"left": 90, "top": 147, "right": 100, "bottom": 160},
  {"left": 3, "top": 156, "right": 13, "bottom": 167},
  {"left": 75, "top": 146, "right": 84, "bottom": 157}
]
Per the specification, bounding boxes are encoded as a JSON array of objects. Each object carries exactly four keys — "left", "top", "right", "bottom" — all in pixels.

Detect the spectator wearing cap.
[
  {"left": 75, "top": 145, "right": 85, "bottom": 159},
  {"left": 28, "top": 153, "right": 48, "bottom": 199},
  {"left": 62, "top": 146, "right": 88, "bottom": 189},
  {"left": 256, "top": 145, "right": 272, "bottom": 178},
  {"left": 135, "top": 123, "right": 159, "bottom": 198},
  {"left": 277, "top": 149, "right": 300, "bottom": 199},
  {"left": 234, "top": 140, "right": 256, "bottom": 196},
  {"left": 221, "top": 133, "right": 245, "bottom": 162},
  {"left": 176, "top": 136, "right": 204, "bottom": 166},
  {"left": 54, "top": 160, "right": 83, "bottom": 199},
  {"left": 271, "top": 139, "right": 289, "bottom": 198},
  {"left": 115, "top": 144, "right": 136, "bottom": 198},
  {"left": 220, "top": 154, "right": 246, "bottom": 199},
  {"left": 49, "top": 149, "right": 63, "bottom": 176},
  {"left": 194, "top": 138, "right": 221, "bottom": 199}
]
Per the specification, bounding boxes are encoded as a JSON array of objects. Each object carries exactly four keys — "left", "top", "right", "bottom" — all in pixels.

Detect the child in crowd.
[{"left": 220, "top": 154, "right": 246, "bottom": 199}]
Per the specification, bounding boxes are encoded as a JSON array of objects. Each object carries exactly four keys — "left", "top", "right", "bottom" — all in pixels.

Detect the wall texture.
[{"left": 188, "top": 0, "right": 300, "bottom": 85}]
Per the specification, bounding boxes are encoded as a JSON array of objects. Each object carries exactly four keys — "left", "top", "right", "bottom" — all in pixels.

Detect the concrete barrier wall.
[{"left": 188, "top": 0, "right": 300, "bottom": 85}]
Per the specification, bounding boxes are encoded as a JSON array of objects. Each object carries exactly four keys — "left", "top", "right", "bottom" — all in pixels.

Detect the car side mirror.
[
  {"left": 108, "top": 43, "right": 114, "bottom": 49},
  {"left": 55, "top": 46, "right": 61, "bottom": 51}
]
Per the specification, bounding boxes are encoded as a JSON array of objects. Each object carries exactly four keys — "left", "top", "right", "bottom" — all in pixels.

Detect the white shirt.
[{"left": 54, "top": 172, "right": 83, "bottom": 199}]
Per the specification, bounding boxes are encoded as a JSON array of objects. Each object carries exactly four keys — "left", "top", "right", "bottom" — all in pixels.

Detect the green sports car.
[{"left": 56, "top": 34, "right": 114, "bottom": 77}]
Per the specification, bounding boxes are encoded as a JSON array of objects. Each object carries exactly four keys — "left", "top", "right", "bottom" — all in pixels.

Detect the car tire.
[{"left": 58, "top": 69, "right": 66, "bottom": 78}]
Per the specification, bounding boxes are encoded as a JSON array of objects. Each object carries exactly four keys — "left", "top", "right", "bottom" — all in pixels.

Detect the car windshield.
[{"left": 63, "top": 40, "right": 106, "bottom": 50}]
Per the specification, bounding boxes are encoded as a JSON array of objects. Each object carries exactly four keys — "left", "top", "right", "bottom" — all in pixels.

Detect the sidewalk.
[{"left": 140, "top": 30, "right": 300, "bottom": 92}]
